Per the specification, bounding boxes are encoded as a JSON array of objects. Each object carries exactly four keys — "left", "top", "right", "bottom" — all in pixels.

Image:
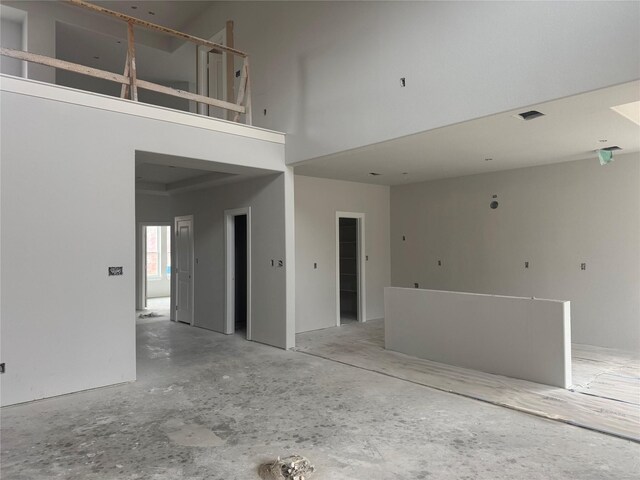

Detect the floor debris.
[
  {"left": 258, "top": 455, "right": 315, "bottom": 480},
  {"left": 138, "top": 312, "right": 161, "bottom": 319}
]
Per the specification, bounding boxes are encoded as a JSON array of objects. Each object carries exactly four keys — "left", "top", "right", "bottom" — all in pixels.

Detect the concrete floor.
[
  {"left": 1, "top": 319, "right": 639, "bottom": 479},
  {"left": 145, "top": 296, "right": 170, "bottom": 310},
  {"left": 297, "top": 319, "right": 640, "bottom": 441}
]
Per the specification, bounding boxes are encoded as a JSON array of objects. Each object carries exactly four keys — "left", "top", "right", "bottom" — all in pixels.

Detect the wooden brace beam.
[
  {"left": 120, "top": 51, "right": 130, "bottom": 99},
  {"left": 126, "top": 22, "right": 138, "bottom": 101},
  {"left": 0, "top": 48, "right": 245, "bottom": 114},
  {"left": 0, "top": 47, "right": 128, "bottom": 84}
]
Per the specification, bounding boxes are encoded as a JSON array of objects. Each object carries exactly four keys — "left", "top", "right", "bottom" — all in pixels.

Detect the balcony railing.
[{"left": 0, "top": 0, "right": 252, "bottom": 124}]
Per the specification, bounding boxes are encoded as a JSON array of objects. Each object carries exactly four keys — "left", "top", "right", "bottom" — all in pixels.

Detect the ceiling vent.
[
  {"left": 600, "top": 145, "right": 622, "bottom": 152},
  {"left": 516, "top": 110, "right": 545, "bottom": 121}
]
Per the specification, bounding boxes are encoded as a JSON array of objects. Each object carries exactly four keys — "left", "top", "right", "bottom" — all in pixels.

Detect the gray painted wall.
[
  {"left": 135, "top": 193, "right": 172, "bottom": 225},
  {"left": 295, "top": 175, "right": 390, "bottom": 333},
  {"left": 0, "top": 80, "right": 288, "bottom": 406},
  {"left": 183, "top": 1, "right": 640, "bottom": 163},
  {"left": 385, "top": 288, "right": 572, "bottom": 388},
  {"left": 135, "top": 175, "right": 289, "bottom": 348},
  {"left": 390, "top": 154, "right": 640, "bottom": 351},
  {"left": 168, "top": 174, "right": 289, "bottom": 348}
]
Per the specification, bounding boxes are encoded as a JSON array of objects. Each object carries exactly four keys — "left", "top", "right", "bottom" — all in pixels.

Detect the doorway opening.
[
  {"left": 336, "top": 212, "right": 366, "bottom": 326},
  {"left": 225, "top": 207, "right": 252, "bottom": 339},
  {"left": 234, "top": 215, "right": 248, "bottom": 333},
  {"left": 138, "top": 223, "right": 172, "bottom": 320}
]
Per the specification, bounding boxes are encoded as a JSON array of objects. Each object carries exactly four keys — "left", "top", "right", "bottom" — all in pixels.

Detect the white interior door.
[
  {"left": 196, "top": 28, "right": 228, "bottom": 118},
  {"left": 208, "top": 52, "right": 225, "bottom": 118},
  {"left": 175, "top": 216, "right": 194, "bottom": 325}
]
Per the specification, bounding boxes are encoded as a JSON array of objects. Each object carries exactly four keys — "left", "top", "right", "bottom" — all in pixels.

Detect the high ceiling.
[
  {"left": 54, "top": 1, "right": 216, "bottom": 85},
  {"left": 294, "top": 81, "right": 640, "bottom": 186},
  {"left": 92, "top": 1, "right": 211, "bottom": 35}
]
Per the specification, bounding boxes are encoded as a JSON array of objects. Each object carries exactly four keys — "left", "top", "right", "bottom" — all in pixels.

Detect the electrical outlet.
[
  {"left": 0, "top": 363, "right": 5, "bottom": 374},
  {"left": 402, "top": 235, "right": 406, "bottom": 241},
  {"left": 438, "top": 260, "right": 442, "bottom": 266},
  {"left": 314, "top": 262, "right": 317, "bottom": 269},
  {"left": 525, "top": 261, "right": 529, "bottom": 269},
  {"left": 366, "top": 255, "right": 369, "bottom": 261},
  {"left": 108, "top": 266, "right": 123, "bottom": 276},
  {"left": 414, "top": 283, "right": 419, "bottom": 288},
  {"left": 400, "top": 77, "right": 406, "bottom": 87},
  {"left": 581, "top": 263, "right": 587, "bottom": 271}
]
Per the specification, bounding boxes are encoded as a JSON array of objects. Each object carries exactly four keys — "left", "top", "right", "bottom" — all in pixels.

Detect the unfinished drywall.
[
  {"left": 183, "top": 1, "right": 640, "bottom": 163},
  {"left": 0, "top": 76, "right": 287, "bottom": 406},
  {"left": 391, "top": 154, "right": 640, "bottom": 351},
  {"left": 385, "top": 288, "right": 571, "bottom": 388},
  {"left": 295, "top": 175, "right": 390, "bottom": 333},
  {"left": 168, "top": 174, "right": 289, "bottom": 348}
]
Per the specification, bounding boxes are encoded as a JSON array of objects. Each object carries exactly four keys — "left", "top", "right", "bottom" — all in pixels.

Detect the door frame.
[
  {"left": 335, "top": 212, "right": 366, "bottom": 326},
  {"left": 137, "top": 222, "right": 172, "bottom": 312},
  {"left": 174, "top": 215, "right": 195, "bottom": 326},
  {"left": 224, "top": 207, "right": 252, "bottom": 339}
]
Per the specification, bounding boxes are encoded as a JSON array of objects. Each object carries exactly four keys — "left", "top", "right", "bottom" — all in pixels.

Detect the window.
[
  {"left": 146, "top": 226, "right": 171, "bottom": 280},
  {"left": 146, "top": 226, "right": 160, "bottom": 278},
  {"left": 166, "top": 229, "right": 171, "bottom": 277}
]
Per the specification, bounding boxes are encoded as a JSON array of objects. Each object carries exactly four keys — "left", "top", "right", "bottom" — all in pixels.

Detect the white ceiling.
[
  {"left": 93, "top": 1, "right": 211, "bottom": 33},
  {"left": 53, "top": 1, "right": 214, "bottom": 54},
  {"left": 294, "top": 81, "right": 640, "bottom": 186},
  {"left": 136, "top": 163, "right": 230, "bottom": 184},
  {"left": 135, "top": 151, "right": 278, "bottom": 195}
]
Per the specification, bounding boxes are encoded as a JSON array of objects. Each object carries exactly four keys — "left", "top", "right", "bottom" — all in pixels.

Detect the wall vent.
[{"left": 516, "top": 110, "right": 545, "bottom": 120}]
